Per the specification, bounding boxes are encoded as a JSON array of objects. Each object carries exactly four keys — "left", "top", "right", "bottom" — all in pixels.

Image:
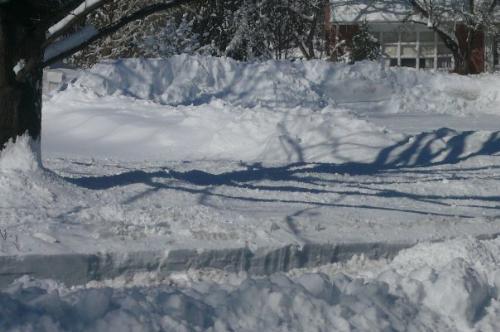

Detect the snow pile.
[
  {"left": 0, "top": 135, "right": 53, "bottom": 235},
  {"left": 69, "top": 55, "right": 500, "bottom": 115},
  {"left": 0, "top": 136, "right": 86, "bottom": 253},
  {"left": 0, "top": 135, "right": 40, "bottom": 173},
  {"left": 379, "top": 238, "right": 499, "bottom": 330},
  {"left": 1, "top": 237, "right": 500, "bottom": 331},
  {"left": 73, "top": 55, "right": 321, "bottom": 109},
  {"left": 43, "top": 92, "right": 500, "bottom": 164},
  {"left": 44, "top": 93, "right": 402, "bottom": 162},
  {"left": 298, "top": 59, "right": 500, "bottom": 116},
  {"left": 43, "top": 56, "right": 500, "bottom": 162}
]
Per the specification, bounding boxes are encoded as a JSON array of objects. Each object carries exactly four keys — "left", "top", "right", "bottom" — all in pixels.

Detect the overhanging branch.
[
  {"left": 45, "top": 0, "right": 113, "bottom": 47},
  {"left": 43, "top": 0, "right": 197, "bottom": 67},
  {"left": 42, "top": 0, "right": 97, "bottom": 28}
]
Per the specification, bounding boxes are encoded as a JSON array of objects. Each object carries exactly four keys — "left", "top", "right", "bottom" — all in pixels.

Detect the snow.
[
  {"left": 44, "top": 56, "right": 500, "bottom": 161},
  {"left": 3, "top": 55, "right": 500, "bottom": 330},
  {"left": 68, "top": 55, "right": 500, "bottom": 114},
  {"left": 13, "top": 59, "right": 25, "bottom": 75},
  {"left": 47, "top": 0, "right": 104, "bottom": 37},
  {"left": 0, "top": 135, "right": 40, "bottom": 172},
  {"left": 2, "top": 237, "right": 500, "bottom": 331}
]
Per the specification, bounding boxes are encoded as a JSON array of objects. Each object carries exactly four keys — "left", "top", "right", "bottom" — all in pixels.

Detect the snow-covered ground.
[
  {"left": 2, "top": 55, "right": 500, "bottom": 330},
  {"left": 3, "top": 237, "right": 500, "bottom": 331}
]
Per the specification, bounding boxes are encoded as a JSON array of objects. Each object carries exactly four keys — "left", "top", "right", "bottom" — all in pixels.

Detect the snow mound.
[
  {"left": 68, "top": 55, "right": 500, "bottom": 115},
  {"left": 0, "top": 136, "right": 85, "bottom": 248},
  {"left": 44, "top": 94, "right": 403, "bottom": 163},
  {"left": 44, "top": 56, "right": 500, "bottom": 161},
  {"left": 74, "top": 55, "right": 321, "bottom": 109},
  {"left": 0, "top": 135, "right": 40, "bottom": 173},
  {"left": 380, "top": 237, "right": 499, "bottom": 330}
]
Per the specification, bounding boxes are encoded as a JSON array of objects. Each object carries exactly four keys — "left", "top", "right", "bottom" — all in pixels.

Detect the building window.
[
  {"left": 401, "top": 58, "right": 417, "bottom": 67},
  {"left": 377, "top": 27, "right": 454, "bottom": 70},
  {"left": 437, "top": 57, "right": 453, "bottom": 69},
  {"left": 420, "top": 58, "right": 434, "bottom": 69},
  {"left": 384, "top": 32, "right": 399, "bottom": 43},
  {"left": 401, "top": 31, "right": 416, "bottom": 42}
]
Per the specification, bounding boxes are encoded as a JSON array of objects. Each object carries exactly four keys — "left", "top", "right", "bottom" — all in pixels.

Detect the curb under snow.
[
  {"left": 0, "top": 241, "right": 412, "bottom": 288},
  {"left": 3, "top": 234, "right": 499, "bottom": 288}
]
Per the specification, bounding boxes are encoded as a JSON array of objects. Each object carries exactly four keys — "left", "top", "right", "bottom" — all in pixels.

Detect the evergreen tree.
[{"left": 351, "top": 22, "right": 381, "bottom": 63}]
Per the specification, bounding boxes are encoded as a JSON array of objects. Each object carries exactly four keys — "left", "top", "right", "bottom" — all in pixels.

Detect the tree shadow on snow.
[{"left": 66, "top": 128, "right": 500, "bottom": 218}]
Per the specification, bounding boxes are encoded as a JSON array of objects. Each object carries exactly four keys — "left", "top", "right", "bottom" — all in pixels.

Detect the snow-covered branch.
[
  {"left": 46, "top": 0, "right": 112, "bottom": 46},
  {"left": 43, "top": 0, "right": 195, "bottom": 66},
  {"left": 44, "top": 25, "right": 98, "bottom": 63}
]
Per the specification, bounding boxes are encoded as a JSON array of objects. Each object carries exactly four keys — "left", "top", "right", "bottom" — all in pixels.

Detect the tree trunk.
[
  {"left": 453, "top": 51, "right": 469, "bottom": 75},
  {"left": 0, "top": 8, "right": 44, "bottom": 150},
  {"left": 457, "top": 31, "right": 474, "bottom": 75}
]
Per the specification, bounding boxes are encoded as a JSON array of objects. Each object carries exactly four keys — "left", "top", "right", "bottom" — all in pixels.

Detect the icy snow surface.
[{"left": 2, "top": 55, "right": 500, "bottom": 330}]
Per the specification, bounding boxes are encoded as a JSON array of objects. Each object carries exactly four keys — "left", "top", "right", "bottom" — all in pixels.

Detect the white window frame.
[{"left": 374, "top": 23, "right": 453, "bottom": 71}]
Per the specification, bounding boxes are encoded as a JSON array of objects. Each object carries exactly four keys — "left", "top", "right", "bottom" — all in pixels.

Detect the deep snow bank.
[
  {"left": 44, "top": 94, "right": 402, "bottom": 163},
  {"left": 2, "top": 237, "right": 500, "bottom": 332},
  {"left": 44, "top": 55, "right": 500, "bottom": 162},
  {"left": 70, "top": 55, "right": 500, "bottom": 115},
  {"left": 44, "top": 93, "right": 500, "bottom": 164}
]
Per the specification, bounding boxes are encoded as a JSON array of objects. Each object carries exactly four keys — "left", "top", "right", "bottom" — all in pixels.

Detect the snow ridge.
[{"left": 68, "top": 55, "right": 500, "bottom": 115}]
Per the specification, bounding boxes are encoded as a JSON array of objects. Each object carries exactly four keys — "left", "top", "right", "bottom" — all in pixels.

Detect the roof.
[
  {"left": 330, "top": 0, "right": 500, "bottom": 24},
  {"left": 330, "top": 0, "right": 413, "bottom": 23}
]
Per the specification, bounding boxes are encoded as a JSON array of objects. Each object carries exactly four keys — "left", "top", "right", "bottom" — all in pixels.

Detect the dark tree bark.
[{"left": 0, "top": 4, "right": 45, "bottom": 149}]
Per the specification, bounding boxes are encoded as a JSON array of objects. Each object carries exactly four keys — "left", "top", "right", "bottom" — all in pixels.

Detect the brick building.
[{"left": 326, "top": 0, "right": 499, "bottom": 73}]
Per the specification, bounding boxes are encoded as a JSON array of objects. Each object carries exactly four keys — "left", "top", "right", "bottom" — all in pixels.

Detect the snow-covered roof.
[
  {"left": 330, "top": 0, "right": 413, "bottom": 23},
  {"left": 330, "top": 0, "right": 500, "bottom": 24}
]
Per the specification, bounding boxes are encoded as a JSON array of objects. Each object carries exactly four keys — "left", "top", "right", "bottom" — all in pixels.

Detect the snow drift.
[
  {"left": 70, "top": 55, "right": 500, "bottom": 115},
  {"left": 44, "top": 55, "right": 500, "bottom": 162},
  {"left": 44, "top": 94, "right": 403, "bottom": 163}
]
